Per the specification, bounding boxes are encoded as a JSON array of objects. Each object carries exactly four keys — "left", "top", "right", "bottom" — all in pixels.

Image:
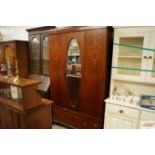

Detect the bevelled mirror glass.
[{"left": 66, "top": 39, "right": 81, "bottom": 78}]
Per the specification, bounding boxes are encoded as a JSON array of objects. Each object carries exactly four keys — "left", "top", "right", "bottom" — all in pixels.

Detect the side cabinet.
[
  {"left": 104, "top": 103, "right": 139, "bottom": 129},
  {"left": 104, "top": 101, "right": 155, "bottom": 129},
  {"left": 0, "top": 103, "right": 52, "bottom": 129}
]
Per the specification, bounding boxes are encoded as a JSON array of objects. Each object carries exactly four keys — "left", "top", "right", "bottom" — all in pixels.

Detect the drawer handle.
[{"left": 119, "top": 110, "right": 124, "bottom": 114}]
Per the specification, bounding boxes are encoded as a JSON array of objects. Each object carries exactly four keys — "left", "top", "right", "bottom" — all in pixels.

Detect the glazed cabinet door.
[
  {"left": 29, "top": 35, "right": 41, "bottom": 74},
  {"left": 41, "top": 34, "right": 50, "bottom": 75},
  {"left": 3, "top": 42, "right": 16, "bottom": 72},
  {"left": 112, "top": 33, "right": 150, "bottom": 82}
]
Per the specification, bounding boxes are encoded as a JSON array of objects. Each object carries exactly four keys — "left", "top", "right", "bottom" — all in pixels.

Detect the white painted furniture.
[
  {"left": 104, "top": 27, "right": 155, "bottom": 129},
  {"left": 104, "top": 103, "right": 139, "bottom": 129},
  {"left": 112, "top": 27, "right": 155, "bottom": 83},
  {"left": 104, "top": 99, "right": 155, "bottom": 129}
]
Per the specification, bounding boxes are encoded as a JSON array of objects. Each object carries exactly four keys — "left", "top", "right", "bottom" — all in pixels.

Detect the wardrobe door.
[
  {"left": 80, "top": 29, "right": 108, "bottom": 118},
  {"left": 41, "top": 34, "right": 50, "bottom": 75},
  {"left": 50, "top": 34, "right": 69, "bottom": 109},
  {"left": 50, "top": 32, "right": 84, "bottom": 111}
]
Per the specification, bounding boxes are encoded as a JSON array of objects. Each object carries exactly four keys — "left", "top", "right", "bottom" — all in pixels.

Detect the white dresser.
[{"left": 104, "top": 99, "right": 155, "bottom": 129}]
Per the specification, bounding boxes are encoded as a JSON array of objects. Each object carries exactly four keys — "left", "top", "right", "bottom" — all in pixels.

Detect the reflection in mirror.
[{"left": 66, "top": 39, "right": 81, "bottom": 78}]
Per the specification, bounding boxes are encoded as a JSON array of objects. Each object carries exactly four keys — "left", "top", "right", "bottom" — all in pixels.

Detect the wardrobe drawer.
[
  {"left": 53, "top": 106, "right": 102, "bottom": 129},
  {"left": 106, "top": 103, "right": 139, "bottom": 119}
]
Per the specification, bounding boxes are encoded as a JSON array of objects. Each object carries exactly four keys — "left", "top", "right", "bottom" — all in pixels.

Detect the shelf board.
[
  {"left": 66, "top": 74, "right": 81, "bottom": 78},
  {"left": 112, "top": 66, "right": 155, "bottom": 72},
  {"left": 114, "top": 43, "right": 155, "bottom": 52},
  {"left": 118, "top": 56, "right": 141, "bottom": 59}
]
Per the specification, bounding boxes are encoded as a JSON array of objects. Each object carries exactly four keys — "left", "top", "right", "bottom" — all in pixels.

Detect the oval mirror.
[
  {"left": 66, "top": 39, "right": 81, "bottom": 108},
  {"left": 66, "top": 39, "right": 81, "bottom": 77}
]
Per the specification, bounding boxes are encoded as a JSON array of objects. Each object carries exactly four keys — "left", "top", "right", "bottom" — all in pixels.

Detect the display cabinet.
[
  {"left": 112, "top": 27, "right": 155, "bottom": 83},
  {"left": 27, "top": 26, "right": 56, "bottom": 75},
  {"left": 49, "top": 26, "right": 113, "bottom": 128},
  {"left": 0, "top": 75, "right": 53, "bottom": 129},
  {"left": 0, "top": 40, "right": 29, "bottom": 78}
]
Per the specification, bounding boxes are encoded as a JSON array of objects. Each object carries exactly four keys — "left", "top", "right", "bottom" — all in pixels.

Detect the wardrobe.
[{"left": 49, "top": 27, "right": 113, "bottom": 128}]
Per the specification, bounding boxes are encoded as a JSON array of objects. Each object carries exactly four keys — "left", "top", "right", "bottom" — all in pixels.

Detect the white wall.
[{"left": 0, "top": 26, "right": 34, "bottom": 41}]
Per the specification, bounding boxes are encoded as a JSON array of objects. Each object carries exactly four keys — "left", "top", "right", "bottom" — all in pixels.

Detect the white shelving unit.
[{"left": 104, "top": 27, "right": 155, "bottom": 129}]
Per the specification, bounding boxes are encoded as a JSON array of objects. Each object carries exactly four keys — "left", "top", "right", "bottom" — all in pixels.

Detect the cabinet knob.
[
  {"left": 143, "top": 56, "right": 147, "bottom": 59},
  {"left": 148, "top": 56, "right": 152, "bottom": 59},
  {"left": 119, "top": 110, "right": 123, "bottom": 114}
]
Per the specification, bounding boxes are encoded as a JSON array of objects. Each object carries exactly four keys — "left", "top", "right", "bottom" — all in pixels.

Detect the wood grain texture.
[
  {"left": 0, "top": 41, "right": 29, "bottom": 78},
  {"left": 49, "top": 27, "right": 113, "bottom": 128},
  {"left": 0, "top": 76, "right": 53, "bottom": 129}
]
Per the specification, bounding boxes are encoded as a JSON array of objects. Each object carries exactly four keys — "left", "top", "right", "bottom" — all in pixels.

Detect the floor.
[{"left": 52, "top": 123, "right": 67, "bottom": 129}]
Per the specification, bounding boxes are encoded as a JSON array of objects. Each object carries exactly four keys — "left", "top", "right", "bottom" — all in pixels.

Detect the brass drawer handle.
[{"left": 119, "top": 110, "right": 124, "bottom": 114}]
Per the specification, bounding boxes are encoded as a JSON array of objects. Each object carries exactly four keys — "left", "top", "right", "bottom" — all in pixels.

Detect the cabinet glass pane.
[
  {"left": 152, "top": 57, "right": 155, "bottom": 77},
  {"left": 30, "top": 37, "right": 40, "bottom": 73},
  {"left": 42, "top": 36, "right": 50, "bottom": 74},
  {"left": 0, "top": 48, "right": 5, "bottom": 64},
  {"left": 117, "top": 37, "right": 144, "bottom": 76},
  {"left": 4, "top": 46, "right": 16, "bottom": 70}
]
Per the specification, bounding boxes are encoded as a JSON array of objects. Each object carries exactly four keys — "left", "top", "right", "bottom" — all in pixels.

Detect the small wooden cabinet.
[
  {"left": 27, "top": 26, "right": 56, "bottom": 75},
  {"left": 0, "top": 40, "right": 29, "bottom": 78},
  {"left": 0, "top": 75, "right": 53, "bottom": 129}
]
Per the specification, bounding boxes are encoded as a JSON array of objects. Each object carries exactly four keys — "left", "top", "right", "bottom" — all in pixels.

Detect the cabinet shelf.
[
  {"left": 66, "top": 74, "right": 81, "bottom": 78},
  {"left": 112, "top": 66, "right": 155, "bottom": 72},
  {"left": 114, "top": 43, "right": 155, "bottom": 52},
  {"left": 118, "top": 56, "right": 141, "bottom": 59}
]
